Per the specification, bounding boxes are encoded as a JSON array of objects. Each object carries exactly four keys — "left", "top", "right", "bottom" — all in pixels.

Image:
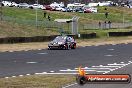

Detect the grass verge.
[{"left": 0, "top": 75, "right": 75, "bottom": 88}]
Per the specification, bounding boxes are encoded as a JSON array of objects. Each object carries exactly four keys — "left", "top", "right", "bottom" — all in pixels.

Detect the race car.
[{"left": 48, "top": 35, "right": 76, "bottom": 50}]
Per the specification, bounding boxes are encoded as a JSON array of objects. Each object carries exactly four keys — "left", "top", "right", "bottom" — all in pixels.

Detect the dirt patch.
[
  {"left": 0, "top": 42, "right": 49, "bottom": 52},
  {"left": 77, "top": 37, "right": 132, "bottom": 46},
  {"left": 0, "top": 37, "right": 132, "bottom": 52}
]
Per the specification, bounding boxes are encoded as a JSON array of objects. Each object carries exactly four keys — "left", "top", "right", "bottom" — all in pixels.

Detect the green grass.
[
  {"left": 2, "top": 7, "right": 132, "bottom": 23},
  {"left": 0, "top": 6, "right": 132, "bottom": 38},
  {"left": 0, "top": 20, "right": 132, "bottom": 38},
  {"left": 0, "top": 21, "right": 59, "bottom": 37}
]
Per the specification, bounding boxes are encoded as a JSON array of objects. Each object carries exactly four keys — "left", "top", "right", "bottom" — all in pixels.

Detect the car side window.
[{"left": 67, "top": 37, "right": 72, "bottom": 42}]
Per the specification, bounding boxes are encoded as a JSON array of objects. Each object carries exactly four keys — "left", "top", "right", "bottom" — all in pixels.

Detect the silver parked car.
[{"left": 18, "top": 3, "right": 29, "bottom": 8}]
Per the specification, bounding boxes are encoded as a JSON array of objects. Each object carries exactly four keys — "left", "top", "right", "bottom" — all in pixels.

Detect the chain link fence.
[
  {"left": 2, "top": 16, "right": 132, "bottom": 31},
  {"left": 2, "top": 16, "right": 59, "bottom": 28},
  {"left": 80, "top": 22, "right": 132, "bottom": 30}
]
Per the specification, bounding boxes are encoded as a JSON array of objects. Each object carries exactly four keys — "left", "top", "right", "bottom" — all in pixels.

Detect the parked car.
[
  {"left": 84, "top": 7, "right": 97, "bottom": 13},
  {"left": 44, "top": 5, "right": 52, "bottom": 10},
  {"left": 50, "top": 6, "right": 56, "bottom": 11},
  {"left": 75, "top": 8, "right": 84, "bottom": 13},
  {"left": 18, "top": 3, "right": 29, "bottom": 8},
  {"left": 84, "top": 7, "right": 92, "bottom": 13},
  {"left": 48, "top": 36, "right": 76, "bottom": 50},
  {"left": 41, "top": 6, "right": 46, "bottom": 10},
  {"left": 29, "top": 4, "right": 43, "bottom": 9},
  {"left": 2, "top": 1, "right": 12, "bottom": 6},
  {"left": 11, "top": 2, "right": 18, "bottom": 7},
  {"left": 55, "top": 6, "right": 65, "bottom": 11}
]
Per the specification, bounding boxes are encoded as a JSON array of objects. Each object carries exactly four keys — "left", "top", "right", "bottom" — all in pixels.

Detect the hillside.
[{"left": 0, "top": 6, "right": 132, "bottom": 38}]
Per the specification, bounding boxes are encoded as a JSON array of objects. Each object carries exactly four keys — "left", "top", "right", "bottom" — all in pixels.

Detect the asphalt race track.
[{"left": 0, "top": 43, "right": 132, "bottom": 88}]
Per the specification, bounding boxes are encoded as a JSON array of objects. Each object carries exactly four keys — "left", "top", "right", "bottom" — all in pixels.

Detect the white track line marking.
[
  {"left": 19, "top": 75, "right": 23, "bottom": 77},
  {"left": 103, "top": 72, "right": 110, "bottom": 74},
  {"left": 96, "top": 71, "right": 110, "bottom": 73},
  {"left": 37, "top": 53, "right": 48, "bottom": 55},
  {"left": 129, "top": 61, "right": 132, "bottom": 63},
  {"left": 12, "top": 76, "right": 16, "bottom": 77},
  {"left": 108, "top": 64, "right": 127, "bottom": 66},
  {"left": 60, "top": 70, "right": 96, "bottom": 72},
  {"left": 92, "top": 65, "right": 121, "bottom": 68},
  {"left": 35, "top": 73, "right": 78, "bottom": 75},
  {"left": 26, "top": 62, "right": 37, "bottom": 64},
  {"left": 104, "top": 55, "right": 113, "bottom": 57},
  {"left": 75, "top": 67, "right": 113, "bottom": 70},
  {"left": 62, "top": 83, "right": 77, "bottom": 88},
  {"left": 120, "top": 62, "right": 124, "bottom": 64},
  {"left": 50, "top": 71, "right": 55, "bottom": 73},
  {"left": 26, "top": 74, "right": 30, "bottom": 76},
  {"left": 107, "top": 49, "right": 114, "bottom": 51},
  {"left": 110, "top": 69, "right": 115, "bottom": 71}
]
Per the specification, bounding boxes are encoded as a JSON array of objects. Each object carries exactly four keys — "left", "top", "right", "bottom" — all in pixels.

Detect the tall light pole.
[
  {"left": 123, "top": 6, "right": 125, "bottom": 28},
  {"left": 35, "top": 0, "right": 38, "bottom": 29},
  {"left": 0, "top": 0, "right": 2, "bottom": 21}
]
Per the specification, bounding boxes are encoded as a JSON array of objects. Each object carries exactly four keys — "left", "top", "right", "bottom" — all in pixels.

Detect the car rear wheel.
[{"left": 71, "top": 44, "right": 76, "bottom": 49}]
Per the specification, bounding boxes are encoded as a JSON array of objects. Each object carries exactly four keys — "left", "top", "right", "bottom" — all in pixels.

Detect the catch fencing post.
[{"left": 72, "top": 16, "right": 80, "bottom": 35}]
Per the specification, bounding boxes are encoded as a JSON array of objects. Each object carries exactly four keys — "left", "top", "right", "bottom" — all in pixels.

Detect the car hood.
[{"left": 50, "top": 41, "right": 65, "bottom": 45}]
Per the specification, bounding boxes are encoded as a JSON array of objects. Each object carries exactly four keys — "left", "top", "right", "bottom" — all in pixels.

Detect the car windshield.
[
  {"left": 20, "top": 3, "right": 27, "bottom": 5},
  {"left": 53, "top": 36, "right": 66, "bottom": 42}
]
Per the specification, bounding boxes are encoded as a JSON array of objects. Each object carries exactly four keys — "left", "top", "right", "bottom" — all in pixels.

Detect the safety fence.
[
  {"left": 2, "top": 16, "right": 132, "bottom": 30},
  {"left": 82, "top": 22, "right": 132, "bottom": 29},
  {"left": 0, "top": 33, "right": 97, "bottom": 44}
]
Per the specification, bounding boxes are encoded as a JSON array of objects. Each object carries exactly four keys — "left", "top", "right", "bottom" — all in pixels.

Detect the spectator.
[
  {"left": 99, "top": 21, "right": 101, "bottom": 29},
  {"left": 43, "top": 11, "right": 47, "bottom": 18},
  {"left": 108, "top": 21, "right": 111, "bottom": 29},
  {"left": 104, "top": 8, "right": 107, "bottom": 10},
  {"left": 105, "top": 12, "right": 109, "bottom": 18},
  {"left": 104, "top": 21, "right": 107, "bottom": 29},
  {"left": 48, "top": 15, "right": 51, "bottom": 21}
]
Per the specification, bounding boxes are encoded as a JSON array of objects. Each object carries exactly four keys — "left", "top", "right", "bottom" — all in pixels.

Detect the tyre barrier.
[
  {"left": 79, "top": 33, "right": 96, "bottom": 39},
  {"left": 0, "top": 33, "right": 97, "bottom": 44},
  {"left": 0, "top": 35, "right": 59, "bottom": 44},
  {"left": 67, "top": 33, "right": 97, "bottom": 39},
  {"left": 108, "top": 32, "right": 132, "bottom": 36}
]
